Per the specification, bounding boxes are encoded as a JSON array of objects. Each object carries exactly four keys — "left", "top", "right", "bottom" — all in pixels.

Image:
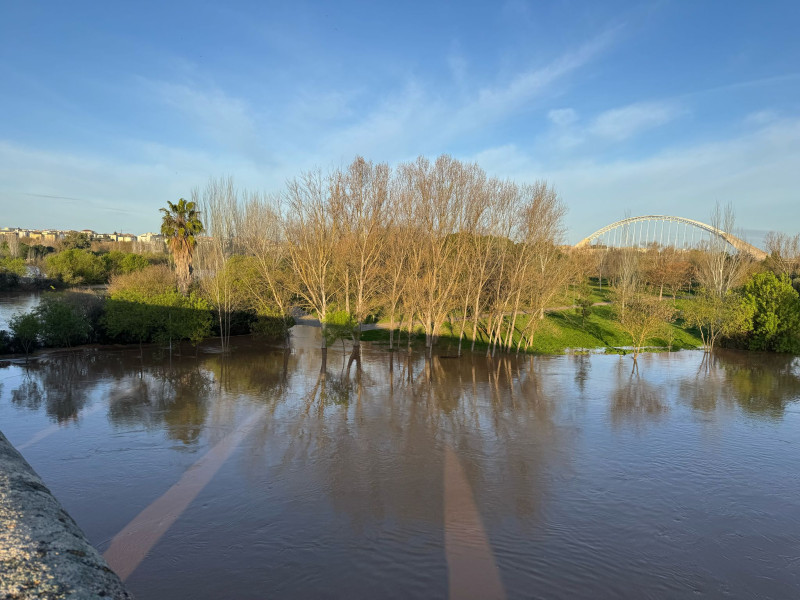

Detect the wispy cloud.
[
  {"left": 317, "top": 26, "right": 621, "bottom": 160},
  {"left": 464, "top": 116, "right": 800, "bottom": 243},
  {"left": 548, "top": 108, "right": 578, "bottom": 126},
  {"left": 0, "top": 140, "right": 284, "bottom": 231},
  {"left": 142, "top": 79, "right": 270, "bottom": 163},
  {"left": 463, "top": 27, "right": 620, "bottom": 123},
  {"left": 447, "top": 40, "right": 468, "bottom": 85},
  {"left": 588, "top": 101, "right": 684, "bottom": 141}
]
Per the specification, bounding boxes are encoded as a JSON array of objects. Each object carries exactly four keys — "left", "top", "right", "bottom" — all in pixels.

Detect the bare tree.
[
  {"left": 610, "top": 246, "right": 640, "bottom": 318},
  {"left": 764, "top": 231, "right": 800, "bottom": 278},
  {"left": 380, "top": 178, "right": 415, "bottom": 350},
  {"left": 196, "top": 177, "right": 243, "bottom": 352},
  {"left": 284, "top": 169, "right": 337, "bottom": 351},
  {"left": 330, "top": 157, "right": 392, "bottom": 351},
  {"left": 510, "top": 182, "right": 567, "bottom": 353},
  {"left": 695, "top": 202, "right": 752, "bottom": 298},
  {"left": 481, "top": 181, "right": 522, "bottom": 356},
  {"left": 5, "top": 233, "right": 20, "bottom": 259},
  {"left": 236, "top": 191, "right": 294, "bottom": 341},
  {"left": 397, "top": 155, "right": 470, "bottom": 352},
  {"left": 618, "top": 291, "right": 676, "bottom": 363}
]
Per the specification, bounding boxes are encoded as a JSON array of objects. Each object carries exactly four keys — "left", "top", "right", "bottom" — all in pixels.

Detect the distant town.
[{"left": 0, "top": 226, "right": 165, "bottom": 245}]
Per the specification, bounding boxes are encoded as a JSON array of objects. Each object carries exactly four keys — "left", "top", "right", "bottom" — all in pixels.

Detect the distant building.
[
  {"left": 41, "top": 230, "right": 64, "bottom": 243},
  {"left": 110, "top": 233, "right": 136, "bottom": 242},
  {"left": 137, "top": 232, "right": 165, "bottom": 244}
]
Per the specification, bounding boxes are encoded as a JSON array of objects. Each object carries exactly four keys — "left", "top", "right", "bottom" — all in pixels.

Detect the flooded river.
[
  {"left": 0, "top": 290, "right": 40, "bottom": 330},
  {"left": 1, "top": 327, "right": 799, "bottom": 598}
]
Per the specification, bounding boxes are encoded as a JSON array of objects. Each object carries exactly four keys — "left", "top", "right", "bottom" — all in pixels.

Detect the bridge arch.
[{"left": 574, "top": 215, "right": 766, "bottom": 260}]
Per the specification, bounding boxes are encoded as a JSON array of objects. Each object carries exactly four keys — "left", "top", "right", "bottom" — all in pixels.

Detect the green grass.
[{"left": 362, "top": 302, "right": 703, "bottom": 355}]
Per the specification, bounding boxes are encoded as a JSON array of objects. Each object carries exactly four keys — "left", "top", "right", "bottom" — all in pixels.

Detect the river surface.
[
  {"left": 0, "top": 290, "right": 40, "bottom": 330},
  {"left": 1, "top": 327, "right": 799, "bottom": 599}
]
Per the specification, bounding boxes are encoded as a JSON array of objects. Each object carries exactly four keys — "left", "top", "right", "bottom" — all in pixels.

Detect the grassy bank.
[{"left": 362, "top": 304, "right": 704, "bottom": 354}]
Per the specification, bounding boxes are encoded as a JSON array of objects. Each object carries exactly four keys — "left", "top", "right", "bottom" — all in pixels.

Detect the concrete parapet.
[{"left": 0, "top": 430, "right": 134, "bottom": 599}]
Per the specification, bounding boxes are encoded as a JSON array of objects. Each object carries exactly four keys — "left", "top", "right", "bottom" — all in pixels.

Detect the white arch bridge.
[{"left": 574, "top": 215, "right": 767, "bottom": 260}]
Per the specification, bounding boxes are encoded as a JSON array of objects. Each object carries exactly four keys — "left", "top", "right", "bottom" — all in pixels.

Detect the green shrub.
[
  {"left": 251, "top": 313, "right": 295, "bottom": 340},
  {"left": 102, "top": 251, "right": 151, "bottom": 276},
  {"left": 104, "top": 265, "right": 212, "bottom": 345},
  {"left": 741, "top": 272, "right": 800, "bottom": 353},
  {"left": 0, "top": 257, "right": 27, "bottom": 276},
  {"left": 9, "top": 312, "right": 40, "bottom": 355},
  {"left": 323, "top": 310, "right": 355, "bottom": 346},
  {"left": 44, "top": 249, "right": 108, "bottom": 284},
  {"left": 35, "top": 294, "right": 91, "bottom": 347}
]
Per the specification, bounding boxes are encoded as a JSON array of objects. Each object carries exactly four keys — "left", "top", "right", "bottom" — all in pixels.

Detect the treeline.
[
  {"left": 589, "top": 208, "right": 800, "bottom": 356},
  {"left": 3, "top": 154, "right": 799, "bottom": 358},
  {"left": 0, "top": 231, "right": 166, "bottom": 289},
  {"left": 0, "top": 266, "right": 291, "bottom": 356},
  {"left": 188, "top": 157, "right": 800, "bottom": 357},
  {"left": 185, "top": 156, "right": 582, "bottom": 355}
]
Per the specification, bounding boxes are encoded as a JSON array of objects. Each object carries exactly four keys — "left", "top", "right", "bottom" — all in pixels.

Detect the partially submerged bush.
[
  {"left": 8, "top": 312, "right": 40, "bottom": 355},
  {"left": 104, "top": 265, "right": 212, "bottom": 345},
  {"left": 35, "top": 294, "right": 93, "bottom": 347}
]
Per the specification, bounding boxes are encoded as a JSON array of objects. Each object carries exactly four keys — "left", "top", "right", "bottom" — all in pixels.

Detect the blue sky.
[{"left": 1, "top": 0, "right": 798, "bottom": 244}]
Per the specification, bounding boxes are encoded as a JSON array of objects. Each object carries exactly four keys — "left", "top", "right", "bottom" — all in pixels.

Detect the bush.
[
  {"left": 741, "top": 272, "right": 800, "bottom": 353},
  {"left": 251, "top": 313, "right": 295, "bottom": 340},
  {"left": 8, "top": 312, "right": 40, "bottom": 354},
  {"left": 102, "top": 251, "right": 152, "bottom": 276},
  {"left": 108, "top": 264, "right": 176, "bottom": 297},
  {"left": 60, "top": 231, "right": 92, "bottom": 250},
  {"left": 0, "top": 330, "right": 12, "bottom": 354},
  {"left": 0, "top": 257, "right": 27, "bottom": 276},
  {"left": 104, "top": 265, "right": 212, "bottom": 345},
  {"left": 323, "top": 310, "right": 355, "bottom": 346},
  {"left": 208, "top": 308, "right": 259, "bottom": 338},
  {"left": 35, "top": 294, "right": 92, "bottom": 347},
  {"left": 44, "top": 249, "right": 108, "bottom": 284},
  {"left": 0, "top": 257, "right": 27, "bottom": 289}
]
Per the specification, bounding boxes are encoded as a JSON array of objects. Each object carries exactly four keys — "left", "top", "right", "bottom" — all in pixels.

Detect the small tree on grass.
[
  {"left": 683, "top": 289, "right": 754, "bottom": 353},
  {"left": 575, "top": 281, "right": 594, "bottom": 325},
  {"left": 618, "top": 294, "right": 677, "bottom": 362}
]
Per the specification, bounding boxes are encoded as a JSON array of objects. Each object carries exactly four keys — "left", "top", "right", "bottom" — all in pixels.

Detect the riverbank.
[{"left": 362, "top": 304, "right": 704, "bottom": 354}]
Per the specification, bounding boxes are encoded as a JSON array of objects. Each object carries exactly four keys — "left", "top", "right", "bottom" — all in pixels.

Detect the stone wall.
[{"left": 0, "top": 430, "right": 133, "bottom": 599}]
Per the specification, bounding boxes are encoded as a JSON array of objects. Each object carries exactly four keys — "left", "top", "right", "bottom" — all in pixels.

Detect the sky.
[{"left": 1, "top": 0, "right": 798, "bottom": 244}]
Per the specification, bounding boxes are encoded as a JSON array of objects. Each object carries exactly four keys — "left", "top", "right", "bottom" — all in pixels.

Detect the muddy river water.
[{"left": 1, "top": 326, "right": 799, "bottom": 598}]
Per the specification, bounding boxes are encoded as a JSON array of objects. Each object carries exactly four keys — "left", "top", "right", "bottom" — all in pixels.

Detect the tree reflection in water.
[
  {"left": 107, "top": 364, "right": 212, "bottom": 446},
  {"left": 11, "top": 352, "right": 106, "bottom": 423},
  {"left": 5, "top": 340, "right": 800, "bottom": 539},
  {"left": 236, "top": 346, "right": 570, "bottom": 531},
  {"left": 610, "top": 357, "right": 668, "bottom": 426},
  {"left": 680, "top": 350, "right": 800, "bottom": 419},
  {"left": 5, "top": 339, "right": 800, "bottom": 598}
]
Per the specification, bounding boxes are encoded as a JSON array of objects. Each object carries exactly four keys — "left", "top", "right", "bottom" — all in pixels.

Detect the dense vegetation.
[
  {"left": 0, "top": 232, "right": 167, "bottom": 289},
  {"left": 2, "top": 155, "right": 799, "bottom": 358}
]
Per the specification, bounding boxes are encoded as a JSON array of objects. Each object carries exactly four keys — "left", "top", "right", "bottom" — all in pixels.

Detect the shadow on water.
[{"left": 3, "top": 332, "right": 800, "bottom": 599}]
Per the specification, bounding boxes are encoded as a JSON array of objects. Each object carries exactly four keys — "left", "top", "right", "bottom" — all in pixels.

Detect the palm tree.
[{"left": 160, "top": 198, "right": 204, "bottom": 293}]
